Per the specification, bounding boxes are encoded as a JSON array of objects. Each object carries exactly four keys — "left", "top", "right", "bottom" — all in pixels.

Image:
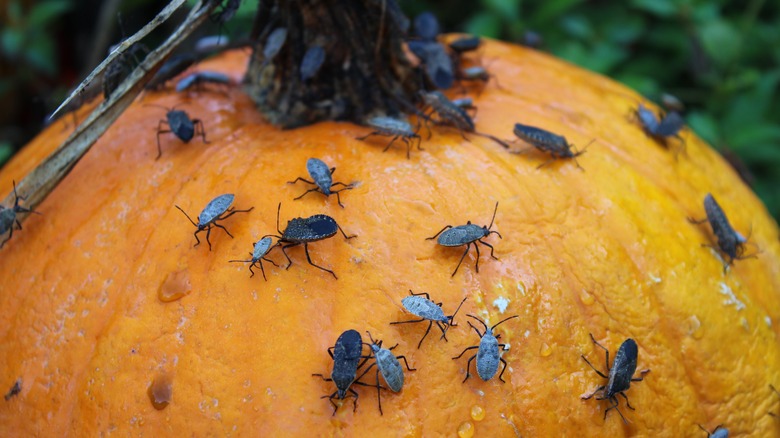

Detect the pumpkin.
[{"left": 1, "top": 34, "right": 780, "bottom": 437}]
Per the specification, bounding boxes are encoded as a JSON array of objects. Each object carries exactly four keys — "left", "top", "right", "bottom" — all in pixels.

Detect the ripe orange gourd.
[{"left": 1, "top": 40, "right": 780, "bottom": 437}]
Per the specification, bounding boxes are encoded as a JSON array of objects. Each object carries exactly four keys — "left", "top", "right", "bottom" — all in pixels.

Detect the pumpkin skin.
[{"left": 1, "top": 40, "right": 780, "bottom": 437}]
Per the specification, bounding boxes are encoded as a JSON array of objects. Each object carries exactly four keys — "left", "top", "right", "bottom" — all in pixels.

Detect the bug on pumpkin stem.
[
  {"left": 287, "top": 158, "right": 354, "bottom": 208},
  {"left": 300, "top": 45, "right": 326, "bottom": 82},
  {"left": 312, "top": 329, "right": 372, "bottom": 415},
  {"left": 356, "top": 116, "right": 422, "bottom": 159},
  {"left": 580, "top": 334, "right": 650, "bottom": 424},
  {"left": 146, "top": 104, "right": 209, "bottom": 160},
  {"left": 452, "top": 314, "right": 519, "bottom": 382},
  {"left": 228, "top": 237, "right": 280, "bottom": 280},
  {"left": 688, "top": 193, "right": 758, "bottom": 272},
  {"left": 427, "top": 202, "right": 501, "bottom": 277},
  {"left": 175, "top": 194, "right": 253, "bottom": 251},
  {"left": 361, "top": 331, "right": 416, "bottom": 415},
  {"left": 511, "top": 123, "right": 591, "bottom": 170},
  {"left": 264, "top": 203, "right": 356, "bottom": 279},
  {"left": 390, "top": 291, "right": 467, "bottom": 349},
  {"left": 0, "top": 180, "right": 41, "bottom": 249}
]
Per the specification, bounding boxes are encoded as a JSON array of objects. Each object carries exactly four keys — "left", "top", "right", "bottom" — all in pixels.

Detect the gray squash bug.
[
  {"left": 362, "top": 331, "right": 416, "bottom": 415},
  {"left": 451, "top": 97, "right": 477, "bottom": 116},
  {"left": 448, "top": 36, "right": 481, "bottom": 54},
  {"left": 632, "top": 103, "right": 685, "bottom": 150},
  {"left": 581, "top": 334, "right": 650, "bottom": 424},
  {"left": 452, "top": 314, "right": 519, "bottom": 383},
  {"left": 264, "top": 203, "right": 356, "bottom": 279},
  {"left": 0, "top": 181, "right": 41, "bottom": 249},
  {"left": 421, "top": 91, "right": 475, "bottom": 136},
  {"left": 312, "top": 329, "right": 372, "bottom": 414},
  {"left": 228, "top": 237, "right": 280, "bottom": 280},
  {"left": 287, "top": 158, "right": 354, "bottom": 208},
  {"left": 427, "top": 202, "right": 501, "bottom": 277},
  {"left": 512, "top": 123, "right": 591, "bottom": 169},
  {"left": 175, "top": 71, "right": 231, "bottom": 92},
  {"left": 260, "top": 27, "right": 288, "bottom": 68},
  {"left": 412, "top": 12, "right": 440, "bottom": 41},
  {"left": 697, "top": 424, "right": 728, "bottom": 438},
  {"left": 356, "top": 116, "right": 422, "bottom": 159},
  {"left": 390, "top": 290, "right": 467, "bottom": 349},
  {"left": 175, "top": 194, "right": 253, "bottom": 251},
  {"left": 688, "top": 193, "right": 758, "bottom": 272},
  {"left": 407, "top": 40, "right": 455, "bottom": 89},
  {"left": 149, "top": 105, "right": 209, "bottom": 160},
  {"left": 300, "top": 45, "right": 326, "bottom": 81}
]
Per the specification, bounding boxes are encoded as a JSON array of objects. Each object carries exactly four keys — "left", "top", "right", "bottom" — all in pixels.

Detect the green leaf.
[
  {"left": 28, "top": 0, "right": 72, "bottom": 27},
  {"left": 529, "top": 0, "right": 584, "bottom": 25},
  {"left": 0, "top": 29, "right": 24, "bottom": 57},
  {"left": 727, "top": 125, "right": 780, "bottom": 150},
  {"left": 464, "top": 12, "right": 502, "bottom": 38},
  {"left": 0, "top": 142, "right": 13, "bottom": 168},
  {"left": 481, "top": 0, "right": 519, "bottom": 21},
  {"left": 559, "top": 14, "right": 593, "bottom": 40},
  {"left": 686, "top": 111, "right": 721, "bottom": 145},
  {"left": 629, "top": 0, "right": 678, "bottom": 18},
  {"left": 697, "top": 19, "right": 741, "bottom": 67}
]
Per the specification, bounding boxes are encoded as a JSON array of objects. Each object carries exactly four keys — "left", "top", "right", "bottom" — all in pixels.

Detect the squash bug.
[
  {"left": 287, "top": 158, "right": 354, "bottom": 208},
  {"left": 175, "top": 71, "right": 231, "bottom": 92},
  {"left": 390, "top": 290, "right": 467, "bottom": 348},
  {"left": 362, "top": 331, "right": 416, "bottom": 415},
  {"left": 175, "top": 194, "right": 253, "bottom": 251},
  {"left": 452, "top": 97, "right": 477, "bottom": 116},
  {"left": 581, "top": 334, "right": 650, "bottom": 424},
  {"left": 632, "top": 103, "right": 685, "bottom": 149},
  {"left": 312, "top": 329, "right": 372, "bottom": 414},
  {"left": 300, "top": 45, "right": 326, "bottom": 81},
  {"left": 228, "top": 237, "right": 280, "bottom": 280},
  {"left": 260, "top": 27, "right": 288, "bottom": 68},
  {"left": 421, "top": 91, "right": 475, "bottom": 136},
  {"left": 356, "top": 116, "right": 422, "bottom": 159},
  {"left": 458, "top": 66, "right": 501, "bottom": 92},
  {"left": 3, "top": 379, "right": 21, "bottom": 401},
  {"left": 149, "top": 105, "right": 209, "bottom": 160},
  {"left": 265, "top": 203, "right": 356, "bottom": 279},
  {"left": 427, "top": 202, "right": 501, "bottom": 277},
  {"left": 688, "top": 193, "right": 758, "bottom": 272},
  {"left": 407, "top": 40, "right": 455, "bottom": 89},
  {"left": 412, "top": 12, "right": 440, "bottom": 41},
  {"left": 145, "top": 54, "right": 197, "bottom": 90},
  {"left": 0, "top": 181, "right": 41, "bottom": 249},
  {"left": 452, "top": 314, "right": 519, "bottom": 382},
  {"left": 448, "top": 36, "right": 481, "bottom": 54},
  {"left": 512, "top": 123, "right": 591, "bottom": 170},
  {"left": 697, "top": 424, "right": 728, "bottom": 438}
]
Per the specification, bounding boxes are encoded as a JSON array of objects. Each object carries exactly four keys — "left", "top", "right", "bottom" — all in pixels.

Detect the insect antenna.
[{"left": 174, "top": 205, "right": 198, "bottom": 226}]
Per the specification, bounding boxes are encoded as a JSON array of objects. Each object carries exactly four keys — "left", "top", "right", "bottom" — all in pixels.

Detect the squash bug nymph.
[
  {"left": 697, "top": 424, "right": 728, "bottom": 438},
  {"left": 688, "top": 193, "right": 758, "bottom": 272},
  {"left": 312, "top": 329, "right": 372, "bottom": 414},
  {"left": 0, "top": 180, "right": 41, "bottom": 249},
  {"left": 362, "top": 331, "right": 416, "bottom": 415},
  {"left": 581, "top": 334, "right": 650, "bottom": 424},
  {"left": 287, "top": 158, "right": 355, "bottom": 208},
  {"left": 175, "top": 193, "right": 253, "bottom": 251},
  {"left": 228, "top": 237, "right": 280, "bottom": 280},
  {"left": 632, "top": 103, "right": 685, "bottom": 152},
  {"left": 427, "top": 202, "right": 501, "bottom": 277},
  {"left": 175, "top": 71, "right": 231, "bottom": 93},
  {"left": 357, "top": 116, "right": 422, "bottom": 159},
  {"left": 390, "top": 290, "right": 467, "bottom": 348},
  {"left": 147, "top": 104, "right": 209, "bottom": 160},
  {"left": 452, "top": 314, "right": 519, "bottom": 382},
  {"left": 264, "top": 203, "right": 356, "bottom": 279},
  {"left": 512, "top": 123, "right": 592, "bottom": 170}
]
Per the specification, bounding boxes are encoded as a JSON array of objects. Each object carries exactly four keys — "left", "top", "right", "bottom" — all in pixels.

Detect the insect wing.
[
  {"left": 607, "top": 339, "right": 638, "bottom": 394},
  {"left": 199, "top": 194, "right": 234, "bottom": 224}
]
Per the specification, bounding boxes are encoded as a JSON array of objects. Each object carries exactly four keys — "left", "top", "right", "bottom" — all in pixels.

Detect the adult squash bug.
[
  {"left": 228, "top": 237, "right": 280, "bottom": 280},
  {"left": 175, "top": 71, "right": 231, "bottom": 92},
  {"left": 407, "top": 40, "right": 455, "bottom": 89},
  {"left": 265, "top": 203, "right": 356, "bottom": 279},
  {"left": 287, "top": 158, "right": 354, "bottom": 208},
  {"left": 0, "top": 181, "right": 41, "bottom": 249},
  {"left": 175, "top": 194, "right": 253, "bottom": 251},
  {"left": 312, "top": 329, "right": 372, "bottom": 414},
  {"left": 300, "top": 45, "right": 326, "bottom": 81},
  {"left": 452, "top": 314, "right": 519, "bottom": 382},
  {"left": 688, "top": 193, "right": 758, "bottom": 272},
  {"left": 512, "top": 123, "right": 591, "bottom": 169},
  {"left": 362, "top": 332, "right": 416, "bottom": 415},
  {"left": 427, "top": 202, "right": 501, "bottom": 277},
  {"left": 390, "top": 290, "right": 467, "bottom": 348},
  {"left": 421, "top": 91, "right": 475, "bottom": 137},
  {"left": 259, "top": 27, "right": 288, "bottom": 68},
  {"left": 412, "top": 12, "right": 440, "bottom": 41},
  {"left": 632, "top": 103, "right": 685, "bottom": 150},
  {"left": 697, "top": 424, "right": 728, "bottom": 438},
  {"left": 150, "top": 105, "right": 209, "bottom": 160},
  {"left": 448, "top": 36, "right": 481, "bottom": 54},
  {"left": 581, "top": 334, "right": 650, "bottom": 424},
  {"left": 357, "top": 116, "right": 422, "bottom": 159}
]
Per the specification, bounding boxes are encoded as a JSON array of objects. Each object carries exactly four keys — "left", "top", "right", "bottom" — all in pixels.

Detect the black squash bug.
[
  {"left": 175, "top": 194, "right": 253, "bottom": 251},
  {"left": 150, "top": 105, "right": 209, "bottom": 160},
  {"left": 175, "top": 71, "right": 231, "bottom": 92},
  {"left": 427, "top": 202, "right": 501, "bottom": 277},
  {"left": 362, "top": 332, "right": 416, "bottom": 415},
  {"left": 452, "top": 314, "right": 519, "bottom": 382},
  {"left": 421, "top": 91, "right": 475, "bottom": 136},
  {"left": 260, "top": 27, "right": 288, "bottom": 67},
  {"left": 228, "top": 237, "right": 280, "bottom": 280},
  {"left": 633, "top": 103, "right": 659, "bottom": 136},
  {"left": 512, "top": 123, "right": 591, "bottom": 169},
  {"left": 300, "top": 45, "right": 326, "bottom": 81},
  {"left": 581, "top": 334, "right": 650, "bottom": 424},
  {"left": 3, "top": 379, "right": 21, "bottom": 401},
  {"left": 356, "top": 116, "right": 422, "bottom": 159},
  {"left": 287, "top": 158, "right": 354, "bottom": 208},
  {"left": 265, "top": 203, "right": 356, "bottom": 279},
  {"left": 0, "top": 181, "right": 41, "bottom": 249},
  {"left": 688, "top": 193, "right": 758, "bottom": 272},
  {"left": 632, "top": 103, "right": 685, "bottom": 149},
  {"left": 407, "top": 40, "right": 455, "bottom": 89},
  {"left": 458, "top": 66, "right": 501, "bottom": 92},
  {"left": 697, "top": 424, "right": 728, "bottom": 438},
  {"left": 312, "top": 329, "right": 371, "bottom": 414},
  {"left": 449, "top": 36, "right": 481, "bottom": 54},
  {"left": 390, "top": 290, "right": 467, "bottom": 348},
  {"left": 412, "top": 12, "right": 440, "bottom": 41}
]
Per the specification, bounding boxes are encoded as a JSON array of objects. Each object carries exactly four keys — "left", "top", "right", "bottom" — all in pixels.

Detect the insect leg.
[
  {"left": 248, "top": 262, "right": 256, "bottom": 278},
  {"left": 580, "top": 355, "right": 608, "bottom": 379},
  {"left": 292, "top": 187, "right": 321, "bottom": 201},
  {"left": 258, "top": 260, "right": 269, "bottom": 281},
  {"left": 632, "top": 368, "right": 651, "bottom": 382},
  {"left": 302, "top": 242, "right": 338, "bottom": 279},
  {"left": 383, "top": 135, "right": 400, "bottom": 153},
  {"left": 155, "top": 121, "right": 171, "bottom": 160},
  {"left": 498, "top": 357, "right": 509, "bottom": 382},
  {"left": 280, "top": 242, "right": 298, "bottom": 269},
  {"left": 619, "top": 392, "right": 635, "bottom": 410},
  {"left": 262, "top": 256, "right": 280, "bottom": 268},
  {"left": 192, "top": 119, "right": 209, "bottom": 144},
  {"left": 687, "top": 216, "right": 708, "bottom": 225},
  {"left": 452, "top": 242, "right": 472, "bottom": 276},
  {"left": 336, "top": 224, "right": 356, "bottom": 240},
  {"left": 452, "top": 345, "right": 479, "bottom": 360},
  {"left": 287, "top": 177, "right": 315, "bottom": 185},
  {"left": 462, "top": 355, "right": 477, "bottom": 382},
  {"left": 389, "top": 318, "right": 428, "bottom": 325},
  {"left": 219, "top": 206, "right": 255, "bottom": 219},
  {"left": 478, "top": 239, "right": 499, "bottom": 260},
  {"left": 212, "top": 222, "right": 234, "bottom": 239},
  {"left": 605, "top": 397, "right": 628, "bottom": 424},
  {"left": 426, "top": 225, "right": 453, "bottom": 240},
  {"left": 204, "top": 225, "right": 213, "bottom": 251},
  {"left": 588, "top": 333, "right": 611, "bottom": 372},
  {"left": 396, "top": 355, "right": 416, "bottom": 371},
  {"left": 581, "top": 384, "right": 605, "bottom": 400},
  {"left": 409, "top": 290, "right": 431, "bottom": 299},
  {"left": 473, "top": 241, "right": 481, "bottom": 272},
  {"left": 354, "top": 131, "right": 379, "bottom": 141},
  {"left": 349, "top": 387, "right": 359, "bottom": 413},
  {"left": 192, "top": 227, "right": 204, "bottom": 248}
]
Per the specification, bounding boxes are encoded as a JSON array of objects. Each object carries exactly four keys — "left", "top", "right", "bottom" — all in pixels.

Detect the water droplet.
[
  {"left": 470, "top": 405, "right": 485, "bottom": 421},
  {"left": 540, "top": 342, "right": 552, "bottom": 357},
  {"left": 159, "top": 270, "right": 191, "bottom": 302},
  {"left": 687, "top": 315, "right": 703, "bottom": 339},
  {"left": 580, "top": 290, "right": 594, "bottom": 305},
  {"left": 148, "top": 372, "right": 173, "bottom": 410},
  {"left": 457, "top": 421, "right": 475, "bottom": 438}
]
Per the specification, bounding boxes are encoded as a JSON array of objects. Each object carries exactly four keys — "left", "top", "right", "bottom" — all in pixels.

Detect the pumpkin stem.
[{"left": 244, "top": 0, "right": 422, "bottom": 128}]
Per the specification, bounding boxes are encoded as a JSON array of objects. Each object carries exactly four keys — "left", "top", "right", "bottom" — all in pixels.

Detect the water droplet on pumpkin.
[
  {"left": 457, "top": 421, "right": 475, "bottom": 438},
  {"left": 687, "top": 315, "right": 703, "bottom": 339},
  {"left": 580, "top": 290, "right": 594, "bottom": 305},
  {"left": 159, "top": 270, "right": 191, "bottom": 302},
  {"left": 470, "top": 405, "right": 485, "bottom": 421},
  {"left": 148, "top": 372, "right": 173, "bottom": 410},
  {"left": 540, "top": 342, "right": 552, "bottom": 357}
]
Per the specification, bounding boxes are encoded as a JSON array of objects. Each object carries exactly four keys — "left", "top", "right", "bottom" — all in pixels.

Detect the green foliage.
[
  {"left": 402, "top": 0, "right": 780, "bottom": 220},
  {"left": 1, "top": 0, "right": 72, "bottom": 76}
]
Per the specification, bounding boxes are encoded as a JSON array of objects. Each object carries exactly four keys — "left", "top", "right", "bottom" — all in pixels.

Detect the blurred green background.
[{"left": 1, "top": 0, "right": 778, "bottom": 219}]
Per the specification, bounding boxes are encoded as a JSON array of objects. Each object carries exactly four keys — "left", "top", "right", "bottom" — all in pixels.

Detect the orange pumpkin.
[{"left": 1, "top": 39, "right": 779, "bottom": 437}]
